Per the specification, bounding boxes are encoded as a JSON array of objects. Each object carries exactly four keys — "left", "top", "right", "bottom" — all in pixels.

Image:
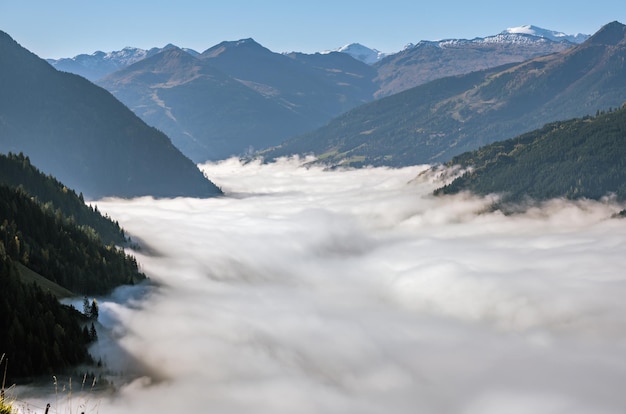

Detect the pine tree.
[
  {"left": 89, "top": 322, "right": 98, "bottom": 342},
  {"left": 82, "top": 296, "right": 91, "bottom": 318},
  {"left": 90, "top": 299, "right": 99, "bottom": 320}
]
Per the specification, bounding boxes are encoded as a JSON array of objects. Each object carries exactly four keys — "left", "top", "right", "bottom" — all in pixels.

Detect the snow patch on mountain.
[
  {"left": 47, "top": 45, "right": 200, "bottom": 80},
  {"left": 323, "top": 43, "right": 387, "bottom": 64},
  {"left": 438, "top": 33, "right": 556, "bottom": 47},
  {"left": 505, "top": 25, "right": 589, "bottom": 44},
  {"left": 400, "top": 25, "right": 590, "bottom": 53}
]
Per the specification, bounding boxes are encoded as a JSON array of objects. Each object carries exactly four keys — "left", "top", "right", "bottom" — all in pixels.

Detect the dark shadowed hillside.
[{"left": 0, "top": 31, "right": 221, "bottom": 198}]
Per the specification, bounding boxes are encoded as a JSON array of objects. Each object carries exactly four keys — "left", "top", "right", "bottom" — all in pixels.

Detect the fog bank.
[{"left": 26, "top": 158, "right": 626, "bottom": 413}]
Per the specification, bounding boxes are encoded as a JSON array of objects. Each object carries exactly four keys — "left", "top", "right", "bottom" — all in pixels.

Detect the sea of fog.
[{"left": 13, "top": 158, "right": 626, "bottom": 413}]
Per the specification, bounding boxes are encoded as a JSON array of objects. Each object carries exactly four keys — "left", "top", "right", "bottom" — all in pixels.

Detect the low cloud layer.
[{"left": 21, "top": 158, "right": 626, "bottom": 413}]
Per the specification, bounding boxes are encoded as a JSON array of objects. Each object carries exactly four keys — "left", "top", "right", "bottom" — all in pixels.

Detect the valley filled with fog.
[{"left": 25, "top": 158, "right": 626, "bottom": 413}]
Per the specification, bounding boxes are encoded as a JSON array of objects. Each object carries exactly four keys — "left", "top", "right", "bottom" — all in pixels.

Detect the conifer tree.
[{"left": 90, "top": 299, "right": 99, "bottom": 320}]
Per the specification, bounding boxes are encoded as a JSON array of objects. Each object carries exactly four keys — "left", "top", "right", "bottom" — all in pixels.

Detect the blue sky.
[{"left": 1, "top": 0, "right": 624, "bottom": 58}]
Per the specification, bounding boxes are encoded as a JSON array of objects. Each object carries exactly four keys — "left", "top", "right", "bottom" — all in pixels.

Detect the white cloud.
[{"left": 18, "top": 157, "right": 626, "bottom": 414}]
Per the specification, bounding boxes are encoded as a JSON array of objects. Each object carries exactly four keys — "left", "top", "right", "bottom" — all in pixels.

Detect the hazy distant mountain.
[
  {"left": 322, "top": 43, "right": 387, "bottom": 64},
  {"left": 99, "top": 39, "right": 377, "bottom": 162},
  {"left": 47, "top": 44, "right": 200, "bottom": 81},
  {"left": 374, "top": 28, "right": 580, "bottom": 97},
  {"left": 199, "top": 38, "right": 376, "bottom": 120},
  {"left": 435, "top": 105, "right": 626, "bottom": 203},
  {"left": 99, "top": 46, "right": 304, "bottom": 161},
  {"left": 0, "top": 31, "right": 221, "bottom": 198},
  {"left": 263, "top": 21, "right": 626, "bottom": 168}
]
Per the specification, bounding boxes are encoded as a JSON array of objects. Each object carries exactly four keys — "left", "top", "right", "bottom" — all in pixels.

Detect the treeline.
[
  {"left": 0, "top": 256, "right": 94, "bottom": 379},
  {"left": 0, "top": 152, "right": 126, "bottom": 245},
  {"left": 435, "top": 105, "right": 626, "bottom": 203}
]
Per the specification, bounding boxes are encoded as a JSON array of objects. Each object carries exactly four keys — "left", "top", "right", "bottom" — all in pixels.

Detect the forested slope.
[
  {"left": 0, "top": 152, "right": 126, "bottom": 245},
  {"left": 435, "top": 106, "right": 626, "bottom": 203},
  {"left": 0, "top": 161, "right": 146, "bottom": 380},
  {"left": 1, "top": 256, "right": 94, "bottom": 379}
]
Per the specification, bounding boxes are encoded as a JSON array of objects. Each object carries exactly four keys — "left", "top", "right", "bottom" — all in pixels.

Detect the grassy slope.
[{"left": 15, "top": 263, "right": 75, "bottom": 299}]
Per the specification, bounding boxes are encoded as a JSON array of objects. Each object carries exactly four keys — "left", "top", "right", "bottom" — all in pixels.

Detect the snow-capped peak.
[
  {"left": 322, "top": 43, "right": 387, "bottom": 64},
  {"left": 104, "top": 47, "right": 148, "bottom": 65},
  {"left": 504, "top": 25, "right": 589, "bottom": 44}
]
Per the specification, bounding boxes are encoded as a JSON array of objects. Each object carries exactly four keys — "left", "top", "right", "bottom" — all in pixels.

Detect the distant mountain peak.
[
  {"left": 322, "top": 43, "right": 387, "bottom": 64},
  {"left": 585, "top": 21, "right": 626, "bottom": 46},
  {"left": 200, "top": 38, "right": 270, "bottom": 58},
  {"left": 150, "top": 46, "right": 197, "bottom": 65},
  {"left": 504, "top": 24, "right": 589, "bottom": 43},
  {"left": 236, "top": 38, "right": 257, "bottom": 46},
  {"left": 213, "top": 38, "right": 261, "bottom": 48}
]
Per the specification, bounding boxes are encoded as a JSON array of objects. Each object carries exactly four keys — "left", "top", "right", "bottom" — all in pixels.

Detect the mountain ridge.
[
  {"left": 47, "top": 44, "right": 200, "bottom": 81},
  {"left": 46, "top": 25, "right": 588, "bottom": 77},
  {"left": 373, "top": 30, "right": 578, "bottom": 97},
  {"left": 504, "top": 25, "right": 589, "bottom": 43}
]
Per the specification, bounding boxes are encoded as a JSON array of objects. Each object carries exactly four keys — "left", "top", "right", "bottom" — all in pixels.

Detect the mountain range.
[
  {"left": 0, "top": 30, "right": 221, "bottom": 198},
  {"left": 47, "top": 44, "right": 200, "bottom": 81},
  {"left": 262, "top": 21, "right": 626, "bottom": 168},
  {"left": 98, "top": 39, "right": 377, "bottom": 162},
  {"left": 45, "top": 25, "right": 584, "bottom": 163},
  {"left": 48, "top": 25, "right": 589, "bottom": 79}
]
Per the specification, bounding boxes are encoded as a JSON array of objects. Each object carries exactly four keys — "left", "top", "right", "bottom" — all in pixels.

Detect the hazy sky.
[{"left": 1, "top": 0, "right": 624, "bottom": 58}]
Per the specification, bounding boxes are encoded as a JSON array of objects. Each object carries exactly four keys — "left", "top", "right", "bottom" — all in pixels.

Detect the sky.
[
  {"left": 1, "top": 0, "right": 625, "bottom": 59},
  {"left": 13, "top": 157, "right": 626, "bottom": 413}
]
